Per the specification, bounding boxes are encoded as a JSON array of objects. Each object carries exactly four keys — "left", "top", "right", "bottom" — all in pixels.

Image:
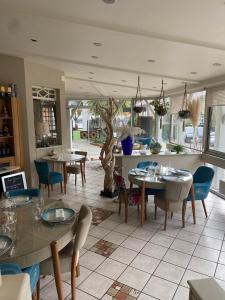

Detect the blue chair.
[
  {"left": 6, "top": 188, "right": 41, "bottom": 198},
  {"left": 0, "top": 263, "right": 40, "bottom": 297},
  {"left": 34, "top": 160, "right": 63, "bottom": 197},
  {"left": 137, "top": 161, "right": 162, "bottom": 196},
  {"left": 187, "top": 166, "right": 214, "bottom": 219}
]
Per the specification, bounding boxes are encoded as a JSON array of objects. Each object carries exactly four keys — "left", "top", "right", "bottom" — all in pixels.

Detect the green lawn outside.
[{"left": 72, "top": 130, "right": 81, "bottom": 141}]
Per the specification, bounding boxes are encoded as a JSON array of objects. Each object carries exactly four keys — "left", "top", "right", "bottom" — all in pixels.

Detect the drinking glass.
[
  {"left": 0, "top": 210, "right": 17, "bottom": 241},
  {"left": 32, "top": 196, "right": 44, "bottom": 221}
]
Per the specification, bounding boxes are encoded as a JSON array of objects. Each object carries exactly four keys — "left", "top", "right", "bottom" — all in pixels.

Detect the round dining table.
[{"left": 128, "top": 169, "right": 195, "bottom": 226}]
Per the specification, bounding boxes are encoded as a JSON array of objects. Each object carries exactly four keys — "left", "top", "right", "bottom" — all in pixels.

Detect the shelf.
[
  {"left": 0, "top": 117, "right": 12, "bottom": 120},
  {"left": 0, "top": 136, "right": 14, "bottom": 139}
]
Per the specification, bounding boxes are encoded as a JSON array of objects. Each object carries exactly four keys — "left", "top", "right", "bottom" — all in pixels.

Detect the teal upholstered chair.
[
  {"left": 34, "top": 160, "right": 63, "bottom": 197},
  {"left": 6, "top": 188, "right": 41, "bottom": 198},
  {"left": 187, "top": 166, "right": 214, "bottom": 219},
  {"left": 0, "top": 263, "right": 40, "bottom": 299}
]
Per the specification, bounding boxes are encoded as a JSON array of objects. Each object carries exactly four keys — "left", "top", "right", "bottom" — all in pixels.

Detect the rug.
[
  {"left": 89, "top": 206, "right": 114, "bottom": 225},
  {"left": 102, "top": 281, "right": 140, "bottom": 300}
]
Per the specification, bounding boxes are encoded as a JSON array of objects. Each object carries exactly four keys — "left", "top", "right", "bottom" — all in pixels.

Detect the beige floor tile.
[
  {"left": 121, "top": 236, "right": 147, "bottom": 252},
  {"left": 141, "top": 242, "right": 167, "bottom": 259},
  {"left": 150, "top": 233, "right": 174, "bottom": 248},
  {"left": 114, "top": 223, "right": 137, "bottom": 235},
  {"left": 173, "top": 286, "right": 189, "bottom": 300},
  {"left": 96, "top": 258, "right": 127, "bottom": 280},
  {"left": 170, "top": 239, "right": 196, "bottom": 255},
  {"left": 104, "top": 231, "right": 127, "bottom": 245},
  {"left": 215, "top": 264, "right": 225, "bottom": 281},
  {"left": 143, "top": 276, "right": 177, "bottom": 300},
  {"left": 131, "top": 227, "right": 155, "bottom": 241},
  {"left": 130, "top": 253, "right": 160, "bottom": 274},
  {"left": 89, "top": 226, "right": 110, "bottom": 239},
  {"left": 80, "top": 251, "right": 106, "bottom": 271},
  {"left": 188, "top": 256, "right": 217, "bottom": 276},
  {"left": 163, "top": 249, "right": 191, "bottom": 268},
  {"left": 180, "top": 270, "right": 209, "bottom": 288},
  {"left": 198, "top": 235, "right": 222, "bottom": 250},
  {"left": 109, "top": 246, "right": 138, "bottom": 265},
  {"left": 154, "top": 261, "right": 185, "bottom": 284},
  {"left": 118, "top": 266, "right": 150, "bottom": 290},
  {"left": 193, "top": 245, "right": 220, "bottom": 262}
]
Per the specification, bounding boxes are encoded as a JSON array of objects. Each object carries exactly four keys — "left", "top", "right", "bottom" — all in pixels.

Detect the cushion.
[{"left": 22, "top": 264, "right": 40, "bottom": 293}]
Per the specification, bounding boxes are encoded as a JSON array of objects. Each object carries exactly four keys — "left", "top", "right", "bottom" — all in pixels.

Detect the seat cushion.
[
  {"left": 66, "top": 165, "right": 81, "bottom": 175},
  {"left": 40, "top": 172, "right": 63, "bottom": 184},
  {"left": 22, "top": 264, "right": 40, "bottom": 293}
]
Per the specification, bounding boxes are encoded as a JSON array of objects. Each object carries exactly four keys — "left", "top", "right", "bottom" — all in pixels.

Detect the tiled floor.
[{"left": 39, "top": 160, "right": 225, "bottom": 299}]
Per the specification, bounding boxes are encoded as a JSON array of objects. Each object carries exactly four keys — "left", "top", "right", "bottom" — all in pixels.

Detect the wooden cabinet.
[{"left": 0, "top": 96, "right": 24, "bottom": 168}]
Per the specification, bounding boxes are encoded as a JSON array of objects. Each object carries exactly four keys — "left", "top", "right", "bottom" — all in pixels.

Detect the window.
[
  {"left": 170, "top": 91, "right": 205, "bottom": 151},
  {"left": 207, "top": 106, "right": 225, "bottom": 155}
]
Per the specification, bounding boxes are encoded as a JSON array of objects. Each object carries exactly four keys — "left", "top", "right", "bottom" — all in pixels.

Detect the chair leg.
[
  {"left": 47, "top": 184, "right": 50, "bottom": 198},
  {"left": 32, "top": 294, "right": 36, "bottom": 300},
  {"left": 71, "top": 252, "right": 79, "bottom": 300},
  {"left": 144, "top": 202, "right": 147, "bottom": 220},
  {"left": 51, "top": 184, "right": 53, "bottom": 191},
  {"left": 36, "top": 279, "right": 40, "bottom": 300},
  {"left": 154, "top": 205, "right": 157, "bottom": 220},
  {"left": 125, "top": 196, "right": 128, "bottom": 223},
  {"left": 75, "top": 174, "right": 77, "bottom": 186},
  {"left": 191, "top": 185, "right": 196, "bottom": 224},
  {"left": 182, "top": 201, "right": 187, "bottom": 228},
  {"left": 76, "top": 262, "right": 80, "bottom": 277},
  {"left": 171, "top": 212, "right": 173, "bottom": 219},
  {"left": 60, "top": 182, "right": 63, "bottom": 193},
  {"left": 51, "top": 241, "right": 64, "bottom": 300},
  {"left": 202, "top": 199, "right": 208, "bottom": 218},
  {"left": 164, "top": 210, "right": 167, "bottom": 230},
  {"left": 118, "top": 195, "right": 122, "bottom": 215}
]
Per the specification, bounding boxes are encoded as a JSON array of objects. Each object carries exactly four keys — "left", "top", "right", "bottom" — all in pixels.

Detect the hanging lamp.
[
  {"left": 133, "top": 75, "right": 144, "bottom": 113},
  {"left": 178, "top": 83, "right": 191, "bottom": 119}
]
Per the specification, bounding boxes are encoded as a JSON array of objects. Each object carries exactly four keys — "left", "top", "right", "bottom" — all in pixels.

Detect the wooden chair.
[
  {"left": 66, "top": 151, "right": 87, "bottom": 186},
  {"left": 154, "top": 176, "right": 193, "bottom": 230},
  {"left": 113, "top": 171, "right": 147, "bottom": 223},
  {"left": 38, "top": 205, "right": 92, "bottom": 300}
]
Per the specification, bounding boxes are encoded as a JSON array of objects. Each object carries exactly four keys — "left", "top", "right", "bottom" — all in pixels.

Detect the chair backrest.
[
  {"left": 165, "top": 176, "right": 193, "bottom": 203},
  {"left": 193, "top": 166, "right": 214, "bottom": 183},
  {"left": 73, "top": 205, "right": 92, "bottom": 253},
  {"left": 137, "top": 161, "right": 158, "bottom": 169},
  {"left": 34, "top": 160, "right": 50, "bottom": 177},
  {"left": 6, "top": 188, "right": 41, "bottom": 198},
  {"left": 113, "top": 171, "right": 127, "bottom": 193},
  {"left": 75, "top": 151, "right": 87, "bottom": 163}
]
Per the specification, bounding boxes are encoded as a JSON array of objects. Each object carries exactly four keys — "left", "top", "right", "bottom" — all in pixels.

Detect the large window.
[
  {"left": 170, "top": 91, "right": 205, "bottom": 151},
  {"left": 207, "top": 106, "right": 225, "bottom": 155}
]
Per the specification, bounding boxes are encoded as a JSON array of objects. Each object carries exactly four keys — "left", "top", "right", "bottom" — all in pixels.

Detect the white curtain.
[{"left": 206, "top": 84, "right": 225, "bottom": 107}]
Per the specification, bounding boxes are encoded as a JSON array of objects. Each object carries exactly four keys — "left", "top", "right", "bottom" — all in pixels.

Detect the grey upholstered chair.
[
  {"left": 39, "top": 205, "right": 92, "bottom": 300},
  {"left": 154, "top": 176, "right": 193, "bottom": 230},
  {"left": 188, "top": 278, "right": 225, "bottom": 300}
]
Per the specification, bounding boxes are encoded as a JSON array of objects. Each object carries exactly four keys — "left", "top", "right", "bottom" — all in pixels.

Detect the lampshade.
[{"left": 36, "top": 122, "right": 50, "bottom": 136}]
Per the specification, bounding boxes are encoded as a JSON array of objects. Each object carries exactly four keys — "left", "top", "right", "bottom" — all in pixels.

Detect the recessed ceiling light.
[
  {"left": 190, "top": 71, "right": 198, "bottom": 74},
  {"left": 102, "top": 0, "right": 116, "bottom": 3},
  {"left": 213, "top": 62, "right": 222, "bottom": 67},
  {"left": 89, "top": 72, "right": 95, "bottom": 74},
  {"left": 93, "top": 42, "right": 102, "bottom": 47},
  {"left": 164, "top": 82, "right": 168, "bottom": 85},
  {"left": 152, "top": 86, "right": 157, "bottom": 89},
  {"left": 113, "top": 90, "right": 118, "bottom": 92},
  {"left": 88, "top": 77, "right": 93, "bottom": 80},
  {"left": 147, "top": 59, "right": 155, "bottom": 63},
  {"left": 79, "top": 87, "right": 83, "bottom": 89},
  {"left": 30, "top": 38, "right": 37, "bottom": 42},
  {"left": 91, "top": 55, "right": 99, "bottom": 59},
  {"left": 121, "top": 80, "right": 127, "bottom": 82}
]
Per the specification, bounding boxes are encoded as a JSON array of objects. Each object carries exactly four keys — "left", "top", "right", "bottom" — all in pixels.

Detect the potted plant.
[
  {"left": 133, "top": 75, "right": 144, "bottom": 114},
  {"left": 173, "top": 144, "right": 184, "bottom": 154},
  {"left": 150, "top": 80, "right": 169, "bottom": 117},
  {"left": 116, "top": 126, "right": 145, "bottom": 155},
  {"left": 149, "top": 141, "right": 162, "bottom": 154},
  {"left": 178, "top": 83, "right": 191, "bottom": 119}
]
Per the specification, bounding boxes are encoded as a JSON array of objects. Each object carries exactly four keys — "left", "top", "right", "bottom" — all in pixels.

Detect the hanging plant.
[
  {"left": 133, "top": 75, "right": 144, "bottom": 113},
  {"left": 150, "top": 80, "right": 169, "bottom": 116},
  {"left": 178, "top": 83, "right": 191, "bottom": 119}
]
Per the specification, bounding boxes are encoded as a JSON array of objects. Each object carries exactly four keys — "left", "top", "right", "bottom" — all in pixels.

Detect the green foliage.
[{"left": 173, "top": 144, "right": 184, "bottom": 154}]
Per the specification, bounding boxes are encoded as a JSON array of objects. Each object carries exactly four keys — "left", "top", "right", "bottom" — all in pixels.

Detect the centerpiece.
[
  {"left": 149, "top": 140, "right": 162, "bottom": 154},
  {"left": 116, "top": 126, "right": 144, "bottom": 155}
]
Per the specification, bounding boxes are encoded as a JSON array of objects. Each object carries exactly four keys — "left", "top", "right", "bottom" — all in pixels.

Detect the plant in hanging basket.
[
  {"left": 150, "top": 100, "right": 169, "bottom": 116},
  {"left": 133, "top": 106, "right": 144, "bottom": 113},
  {"left": 178, "top": 110, "right": 191, "bottom": 119}
]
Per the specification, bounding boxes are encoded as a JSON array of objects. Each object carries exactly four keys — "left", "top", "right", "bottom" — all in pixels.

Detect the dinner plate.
[
  {"left": 0, "top": 235, "right": 13, "bottom": 256},
  {"left": 162, "top": 175, "right": 184, "bottom": 182},
  {"left": 171, "top": 169, "right": 190, "bottom": 176},
  {"left": 129, "top": 168, "right": 148, "bottom": 176},
  {"left": 40, "top": 207, "right": 75, "bottom": 223}
]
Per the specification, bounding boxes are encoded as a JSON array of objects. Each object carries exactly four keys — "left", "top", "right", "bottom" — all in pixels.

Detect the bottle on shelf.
[
  {"left": 6, "top": 86, "right": 12, "bottom": 99},
  {"left": 5, "top": 142, "right": 10, "bottom": 156},
  {"left": 0, "top": 86, "right": 5, "bottom": 98},
  {"left": 1, "top": 143, "right": 6, "bottom": 156}
]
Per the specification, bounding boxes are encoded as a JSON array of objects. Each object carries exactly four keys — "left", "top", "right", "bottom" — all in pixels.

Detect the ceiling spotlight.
[
  {"left": 88, "top": 77, "right": 93, "bottom": 80},
  {"left": 30, "top": 38, "right": 37, "bottom": 42},
  {"left": 113, "top": 90, "right": 118, "bottom": 92},
  {"left": 152, "top": 86, "right": 157, "bottom": 89},
  {"left": 102, "top": 0, "right": 116, "bottom": 3},
  {"left": 93, "top": 42, "right": 102, "bottom": 47},
  {"left": 147, "top": 59, "right": 155, "bottom": 63},
  {"left": 164, "top": 82, "right": 168, "bottom": 85},
  {"left": 121, "top": 80, "right": 127, "bottom": 82},
  {"left": 91, "top": 55, "right": 99, "bottom": 59},
  {"left": 213, "top": 62, "right": 222, "bottom": 67},
  {"left": 190, "top": 71, "right": 198, "bottom": 74},
  {"left": 79, "top": 87, "right": 83, "bottom": 89},
  {"left": 89, "top": 72, "right": 95, "bottom": 74}
]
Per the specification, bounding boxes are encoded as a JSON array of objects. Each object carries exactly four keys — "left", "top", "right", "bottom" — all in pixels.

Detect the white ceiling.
[{"left": 1, "top": 0, "right": 225, "bottom": 98}]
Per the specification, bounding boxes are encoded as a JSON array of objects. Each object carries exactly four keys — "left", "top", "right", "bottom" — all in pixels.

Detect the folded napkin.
[{"left": 0, "top": 240, "right": 7, "bottom": 250}]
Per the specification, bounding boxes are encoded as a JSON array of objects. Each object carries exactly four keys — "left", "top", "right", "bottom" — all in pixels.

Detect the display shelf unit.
[{"left": 0, "top": 95, "right": 24, "bottom": 168}]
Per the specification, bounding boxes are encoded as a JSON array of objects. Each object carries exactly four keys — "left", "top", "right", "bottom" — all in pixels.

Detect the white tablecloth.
[{"left": 0, "top": 273, "right": 31, "bottom": 300}]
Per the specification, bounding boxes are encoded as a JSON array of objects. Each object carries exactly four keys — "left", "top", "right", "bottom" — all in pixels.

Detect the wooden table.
[
  {"left": 128, "top": 169, "right": 195, "bottom": 226},
  {"left": 0, "top": 198, "right": 77, "bottom": 300},
  {"left": 42, "top": 154, "right": 85, "bottom": 193}
]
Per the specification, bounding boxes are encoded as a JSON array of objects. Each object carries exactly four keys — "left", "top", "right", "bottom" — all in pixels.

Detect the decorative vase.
[
  {"left": 150, "top": 142, "right": 162, "bottom": 154},
  {"left": 121, "top": 136, "right": 133, "bottom": 155}
]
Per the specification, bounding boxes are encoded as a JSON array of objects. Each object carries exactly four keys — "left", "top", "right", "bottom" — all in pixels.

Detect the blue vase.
[{"left": 121, "top": 136, "right": 133, "bottom": 155}]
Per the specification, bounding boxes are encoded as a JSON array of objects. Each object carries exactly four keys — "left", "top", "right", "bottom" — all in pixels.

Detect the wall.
[{"left": 24, "top": 60, "right": 69, "bottom": 185}]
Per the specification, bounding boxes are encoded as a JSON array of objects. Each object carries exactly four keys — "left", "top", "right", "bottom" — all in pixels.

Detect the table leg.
[
  {"left": 80, "top": 161, "right": 84, "bottom": 186},
  {"left": 63, "top": 162, "right": 67, "bottom": 194},
  {"left": 191, "top": 185, "right": 196, "bottom": 224},
  {"left": 141, "top": 181, "right": 145, "bottom": 226},
  {"left": 51, "top": 241, "right": 64, "bottom": 300}
]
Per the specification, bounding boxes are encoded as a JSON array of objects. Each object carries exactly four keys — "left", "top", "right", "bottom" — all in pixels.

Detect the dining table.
[
  {"left": 42, "top": 153, "right": 85, "bottom": 193},
  {"left": 128, "top": 168, "right": 196, "bottom": 226},
  {"left": 0, "top": 197, "right": 78, "bottom": 300}
]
